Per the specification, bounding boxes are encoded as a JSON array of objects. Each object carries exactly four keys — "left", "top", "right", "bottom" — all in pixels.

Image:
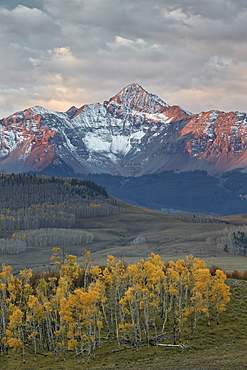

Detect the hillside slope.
[
  {"left": 84, "top": 170, "right": 247, "bottom": 215},
  {"left": 1, "top": 195, "right": 247, "bottom": 274}
]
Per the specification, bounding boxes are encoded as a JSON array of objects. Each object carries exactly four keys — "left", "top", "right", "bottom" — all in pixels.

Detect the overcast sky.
[{"left": 1, "top": 0, "right": 247, "bottom": 118}]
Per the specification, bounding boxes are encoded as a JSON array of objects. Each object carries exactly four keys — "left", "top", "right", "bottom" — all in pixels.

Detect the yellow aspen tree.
[
  {"left": 119, "top": 256, "right": 163, "bottom": 347},
  {"left": 18, "top": 268, "right": 33, "bottom": 307},
  {"left": 30, "top": 280, "right": 48, "bottom": 351},
  {"left": 36, "top": 277, "right": 60, "bottom": 354},
  {"left": 56, "top": 295, "right": 72, "bottom": 362},
  {"left": 81, "top": 249, "right": 92, "bottom": 289},
  {"left": 90, "top": 265, "right": 108, "bottom": 338},
  {"left": 123, "top": 261, "right": 148, "bottom": 346},
  {"left": 0, "top": 264, "right": 15, "bottom": 353},
  {"left": 119, "top": 286, "right": 141, "bottom": 347},
  {"left": 87, "top": 281, "right": 104, "bottom": 360},
  {"left": 165, "top": 261, "right": 183, "bottom": 344},
  {"left": 192, "top": 268, "right": 212, "bottom": 327},
  {"left": 162, "top": 258, "right": 198, "bottom": 343},
  {"left": 5, "top": 304, "right": 25, "bottom": 362},
  {"left": 172, "top": 259, "right": 194, "bottom": 342},
  {"left": 88, "top": 276, "right": 105, "bottom": 349},
  {"left": 50, "top": 247, "right": 62, "bottom": 269},
  {"left": 141, "top": 286, "right": 155, "bottom": 344},
  {"left": 140, "top": 255, "right": 165, "bottom": 343},
  {"left": 211, "top": 269, "right": 231, "bottom": 324},
  {"left": 102, "top": 255, "right": 127, "bottom": 344},
  {"left": 60, "top": 254, "right": 80, "bottom": 281},
  {"left": 186, "top": 254, "right": 207, "bottom": 275},
  {"left": 53, "top": 275, "right": 72, "bottom": 360},
  {"left": 183, "top": 255, "right": 208, "bottom": 336},
  {"left": 26, "top": 294, "right": 44, "bottom": 361},
  {"left": 188, "top": 256, "right": 231, "bottom": 335},
  {"left": 58, "top": 284, "right": 102, "bottom": 363},
  {"left": 128, "top": 261, "right": 145, "bottom": 346}
]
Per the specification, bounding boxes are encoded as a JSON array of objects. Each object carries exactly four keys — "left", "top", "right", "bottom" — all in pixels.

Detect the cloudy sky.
[{"left": 1, "top": 0, "right": 247, "bottom": 118}]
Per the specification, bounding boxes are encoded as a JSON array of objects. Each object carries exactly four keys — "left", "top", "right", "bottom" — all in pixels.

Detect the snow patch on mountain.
[
  {"left": 143, "top": 112, "right": 169, "bottom": 123},
  {"left": 209, "top": 111, "right": 218, "bottom": 122},
  {"left": 110, "top": 136, "right": 131, "bottom": 156},
  {"left": 83, "top": 130, "right": 145, "bottom": 157},
  {"left": 18, "top": 143, "right": 33, "bottom": 160},
  {"left": 1, "top": 131, "right": 19, "bottom": 153}
]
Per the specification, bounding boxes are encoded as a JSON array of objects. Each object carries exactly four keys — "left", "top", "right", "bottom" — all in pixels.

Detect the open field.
[
  {"left": 1, "top": 198, "right": 247, "bottom": 273},
  {"left": 0, "top": 279, "right": 247, "bottom": 370}
]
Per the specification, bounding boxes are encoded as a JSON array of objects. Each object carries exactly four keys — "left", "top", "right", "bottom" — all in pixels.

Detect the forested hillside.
[
  {"left": 0, "top": 174, "right": 120, "bottom": 231},
  {"left": 84, "top": 170, "right": 247, "bottom": 215}
]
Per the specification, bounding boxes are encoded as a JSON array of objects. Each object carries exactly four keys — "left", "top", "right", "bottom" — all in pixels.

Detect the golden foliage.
[{"left": 0, "top": 252, "right": 231, "bottom": 362}]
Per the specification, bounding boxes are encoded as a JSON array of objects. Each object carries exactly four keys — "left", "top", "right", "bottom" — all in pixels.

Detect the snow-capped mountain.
[{"left": 1, "top": 83, "right": 247, "bottom": 176}]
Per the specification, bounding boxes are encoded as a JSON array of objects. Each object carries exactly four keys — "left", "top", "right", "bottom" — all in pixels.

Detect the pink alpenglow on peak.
[{"left": 1, "top": 84, "right": 247, "bottom": 176}]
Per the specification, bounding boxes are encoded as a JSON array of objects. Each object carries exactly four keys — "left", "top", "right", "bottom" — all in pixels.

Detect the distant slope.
[{"left": 83, "top": 170, "right": 247, "bottom": 215}]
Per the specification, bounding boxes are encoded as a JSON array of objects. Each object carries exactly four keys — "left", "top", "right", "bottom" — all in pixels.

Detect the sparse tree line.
[
  {"left": 0, "top": 251, "right": 231, "bottom": 364},
  {"left": 0, "top": 174, "right": 121, "bottom": 231},
  {"left": 12, "top": 228, "right": 93, "bottom": 247},
  {"left": 0, "top": 239, "right": 26, "bottom": 254},
  {"left": 0, "top": 229, "right": 93, "bottom": 254},
  {"left": 0, "top": 204, "right": 75, "bottom": 230},
  {"left": 0, "top": 202, "right": 121, "bottom": 231},
  {"left": 206, "top": 226, "right": 247, "bottom": 256},
  {"left": 176, "top": 212, "right": 221, "bottom": 224}
]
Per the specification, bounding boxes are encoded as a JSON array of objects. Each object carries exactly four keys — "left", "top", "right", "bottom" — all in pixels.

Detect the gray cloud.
[
  {"left": 1, "top": 0, "right": 247, "bottom": 118},
  {"left": 0, "top": 0, "right": 42, "bottom": 10}
]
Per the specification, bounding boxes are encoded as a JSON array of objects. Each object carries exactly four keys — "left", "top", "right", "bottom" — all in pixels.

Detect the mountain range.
[
  {"left": 2, "top": 83, "right": 247, "bottom": 215},
  {"left": 2, "top": 83, "right": 247, "bottom": 177}
]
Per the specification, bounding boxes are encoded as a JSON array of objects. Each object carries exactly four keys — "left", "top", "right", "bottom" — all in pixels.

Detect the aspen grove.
[{"left": 0, "top": 251, "right": 231, "bottom": 364}]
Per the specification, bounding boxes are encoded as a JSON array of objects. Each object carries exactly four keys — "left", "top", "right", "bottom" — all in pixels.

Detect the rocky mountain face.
[{"left": 1, "top": 83, "right": 247, "bottom": 176}]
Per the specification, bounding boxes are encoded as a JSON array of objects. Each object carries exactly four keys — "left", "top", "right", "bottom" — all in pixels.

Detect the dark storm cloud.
[{"left": 1, "top": 0, "right": 247, "bottom": 118}]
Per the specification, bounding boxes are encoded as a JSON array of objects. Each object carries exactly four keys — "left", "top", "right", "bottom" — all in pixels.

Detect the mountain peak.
[
  {"left": 112, "top": 83, "right": 149, "bottom": 101},
  {"left": 31, "top": 106, "right": 51, "bottom": 115},
  {"left": 106, "top": 83, "right": 169, "bottom": 113},
  {"left": 124, "top": 82, "right": 144, "bottom": 90}
]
